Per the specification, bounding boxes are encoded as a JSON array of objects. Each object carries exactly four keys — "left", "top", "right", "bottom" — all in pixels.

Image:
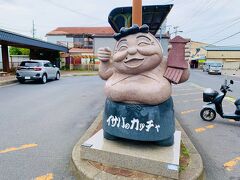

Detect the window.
[
  {"left": 20, "top": 61, "right": 40, "bottom": 67},
  {"left": 44, "top": 63, "right": 52, "bottom": 67}
]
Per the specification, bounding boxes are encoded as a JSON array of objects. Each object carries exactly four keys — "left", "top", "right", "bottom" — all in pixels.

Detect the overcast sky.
[{"left": 0, "top": 0, "right": 240, "bottom": 46}]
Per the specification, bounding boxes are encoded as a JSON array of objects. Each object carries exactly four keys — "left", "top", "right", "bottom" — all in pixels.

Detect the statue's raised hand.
[{"left": 98, "top": 47, "right": 112, "bottom": 62}]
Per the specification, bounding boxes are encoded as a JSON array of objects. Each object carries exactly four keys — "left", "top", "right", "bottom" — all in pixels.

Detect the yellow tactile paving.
[
  {"left": 35, "top": 173, "right": 54, "bottom": 180},
  {"left": 0, "top": 144, "right": 38, "bottom": 154},
  {"left": 172, "top": 92, "right": 202, "bottom": 97}
]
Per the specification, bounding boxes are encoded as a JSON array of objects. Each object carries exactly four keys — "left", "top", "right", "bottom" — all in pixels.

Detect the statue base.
[
  {"left": 103, "top": 97, "right": 175, "bottom": 146},
  {"left": 81, "top": 129, "right": 181, "bottom": 179}
]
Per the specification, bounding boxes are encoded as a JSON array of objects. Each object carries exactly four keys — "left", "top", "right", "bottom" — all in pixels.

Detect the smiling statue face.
[{"left": 112, "top": 32, "right": 163, "bottom": 74}]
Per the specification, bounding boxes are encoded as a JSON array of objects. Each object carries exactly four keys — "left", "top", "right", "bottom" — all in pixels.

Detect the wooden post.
[
  {"left": 1, "top": 45, "right": 10, "bottom": 72},
  {"left": 132, "top": 0, "right": 142, "bottom": 26}
]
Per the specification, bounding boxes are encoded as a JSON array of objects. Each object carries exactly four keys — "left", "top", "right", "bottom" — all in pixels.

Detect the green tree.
[{"left": 9, "top": 47, "right": 30, "bottom": 55}]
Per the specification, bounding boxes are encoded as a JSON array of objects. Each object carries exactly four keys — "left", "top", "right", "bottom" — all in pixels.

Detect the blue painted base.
[{"left": 103, "top": 97, "right": 175, "bottom": 146}]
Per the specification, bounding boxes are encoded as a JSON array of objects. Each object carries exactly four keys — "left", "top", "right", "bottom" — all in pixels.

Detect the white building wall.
[
  {"left": 94, "top": 37, "right": 116, "bottom": 55},
  {"left": 9, "top": 55, "right": 30, "bottom": 69},
  {"left": 47, "top": 35, "right": 74, "bottom": 46},
  {"left": 206, "top": 58, "right": 240, "bottom": 70},
  {"left": 160, "top": 37, "right": 169, "bottom": 57}
]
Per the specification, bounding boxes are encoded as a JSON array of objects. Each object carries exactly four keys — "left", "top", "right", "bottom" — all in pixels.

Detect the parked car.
[
  {"left": 208, "top": 63, "right": 223, "bottom": 75},
  {"left": 203, "top": 62, "right": 223, "bottom": 75},
  {"left": 16, "top": 60, "right": 60, "bottom": 84}
]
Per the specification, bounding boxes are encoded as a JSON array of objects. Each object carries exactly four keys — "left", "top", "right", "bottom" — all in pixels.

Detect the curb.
[
  {"left": 72, "top": 112, "right": 204, "bottom": 180},
  {"left": 176, "top": 121, "right": 204, "bottom": 180},
  {"left": 0, "top": 79, "right": 18, "bottom": 86}
]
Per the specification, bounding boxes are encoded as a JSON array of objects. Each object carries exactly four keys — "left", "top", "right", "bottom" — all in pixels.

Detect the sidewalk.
[
  {"left": 222, "top": 69, "right": 240, "bottom": 77},
  {"left": 0, "top": 74, "right": 17, "bottom": 86}
]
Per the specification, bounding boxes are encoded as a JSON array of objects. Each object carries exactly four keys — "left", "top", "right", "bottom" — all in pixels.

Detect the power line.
[
  {"left": 161, "top": 0, "right": 174, "bottom": 4},
  {"left": 0, "top": 24, "right": 30, "bottom": 33},
  {"left": 184, "top": 15, "right": 240, "bottom": 34},
  {"left": 211, "top": 30, "right": 240, "bottom": 45},
  {"left": 178, "top": 0, "right": 216, "bottom": 27},
  {"left": 42, "top": 0, "right": 106, "bottom": 24},
  {"left": 224, "top": 43, "right": 240, "bottom": 46},
  {"left": 201, "top": 18, "right": 240, "bottom": 41}
]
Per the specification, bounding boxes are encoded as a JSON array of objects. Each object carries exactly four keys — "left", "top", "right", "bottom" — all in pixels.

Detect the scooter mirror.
[
  {"left": 230, "top": 80, "right": 234, "bottom": 84},
  {"left": 224, "top": 79, "right": 227, "bottom": 86}
]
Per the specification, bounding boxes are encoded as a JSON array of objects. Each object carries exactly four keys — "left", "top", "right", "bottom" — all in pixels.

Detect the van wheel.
[
  {"left": 55, "top": 72, "right": 60, "bottom": 80},
  {"left": 41, "top": 74, "right": 47, "bottom": 84},
  {"left": 200, "top": 108, "right": 216, "bottom": 121}
]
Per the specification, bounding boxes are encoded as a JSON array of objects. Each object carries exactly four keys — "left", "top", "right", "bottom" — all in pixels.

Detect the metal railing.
[{"left": 56, "top": 41, "right": 93, "bottom": 49}]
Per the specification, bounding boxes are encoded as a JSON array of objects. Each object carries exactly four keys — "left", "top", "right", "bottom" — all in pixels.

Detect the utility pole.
[
  {"left": 32, "top": 20, "right": 36, "bottom": 38},
  {"left": 132, "top": 0, "right": 142, "bottom": 26},
  {"left": 173, "top": 26, "right": 179, "bottom": 37},
  {"left": 173, "top": 26, "right": 183, "bottom": 37}
]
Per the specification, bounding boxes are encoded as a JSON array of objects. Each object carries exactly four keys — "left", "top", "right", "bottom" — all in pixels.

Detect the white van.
[{"left": 208, "top": 63, "right": 223, "bottom": 75}]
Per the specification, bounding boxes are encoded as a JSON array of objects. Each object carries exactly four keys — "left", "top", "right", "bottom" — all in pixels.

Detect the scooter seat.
[{"left": 234, "top": 98, "right": 240, "bottom": 105}]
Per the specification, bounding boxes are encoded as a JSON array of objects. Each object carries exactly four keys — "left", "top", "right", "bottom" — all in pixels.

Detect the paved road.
[
  {"left": 173, "top": 70, "right": 240, "bottom": 180},
  {"left": 0, "top": 76, "right": 105, "bottom": 180}
]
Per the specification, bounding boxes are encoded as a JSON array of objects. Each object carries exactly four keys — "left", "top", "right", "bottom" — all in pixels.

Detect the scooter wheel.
[{"left": 200, "top": 108, "right": 216, "bottom": 121}]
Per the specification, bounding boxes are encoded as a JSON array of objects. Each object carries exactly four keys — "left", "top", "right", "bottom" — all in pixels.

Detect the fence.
[{"left": 0, "top": 55, "right": 29, "bottom": 72}]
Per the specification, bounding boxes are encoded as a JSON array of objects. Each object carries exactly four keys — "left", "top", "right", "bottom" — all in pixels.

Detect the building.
[
  {"left": 46, "top": 26, "right": 170, "bottom": 70},
  {"left": 189, "top": 41, "right": 240, "bottom": 70},
  {"left": 0, "top": 28, "right": 67, "bottom": 72},
  {"left": 46, "top": 27, "right": 115, "bottom": 70},
  {"left": 0, "top": 46, "right": 2, "bottom": 70},
  {"left": 190, "top": 41, "right": 208, "bottom": 69},
  {"left": 203, "top": 46, "right": 240, "bottom": 70}
]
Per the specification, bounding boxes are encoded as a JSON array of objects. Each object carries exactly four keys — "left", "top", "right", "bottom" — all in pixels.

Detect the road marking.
[
  {"left": 0, "top": 144, "right": 38, "bottom": 154},
  {"left": 0, "top": 83, "right": 18, "bottom": 88},
  {"left": 175, "top": 98, "right": 202, "bottom": 104},
  {"left": 173, "top": 88, "right": 196, "bottom": 91},
  {"left": 189, "top": 83, "right": 237, "bottom": 104},
  {"left": 225, "top": 96, "right": 236, "bottom": 103},
  {"left": 195, "top": 127, "right": 206, "bottom": 133},
  {"left": 224, "top": 157, "right": 240, "bottom": 171},
  {"left": 172, "top": 92, "right": 202, "bottom": 97},
  {"left": 195, "top": 125, "right": 216, "bottom": 133},
  {"left": 181, "top": 109, "right": 198, "bottom": 115},
  {"left": 35, "top": 173, "right": 54, "bottom": 180},
  {"left": 205, "top": 124, "right": 215, "bottom": 129},
  {"left": 189, "top": 83, "right": 205, "bottom": 90}
]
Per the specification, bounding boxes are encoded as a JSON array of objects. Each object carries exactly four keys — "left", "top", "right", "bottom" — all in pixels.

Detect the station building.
[{"left": 203, "top": 46, "right": 240, "bottom": 70}]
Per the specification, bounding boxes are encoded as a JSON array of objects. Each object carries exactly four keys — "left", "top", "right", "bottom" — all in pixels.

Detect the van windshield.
[{"left": 210, "top": 63, "right": 222, "bottom": 67}]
